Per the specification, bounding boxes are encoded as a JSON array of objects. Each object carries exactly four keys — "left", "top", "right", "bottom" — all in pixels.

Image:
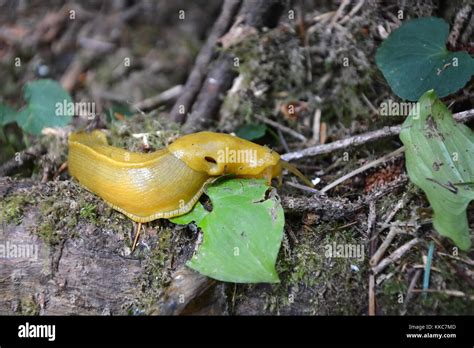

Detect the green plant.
[
  {"left": 171, "top": 178, "right": 284, "bottom": 283},
  {"left": 400, "top": 90, "right": 473, "bottom": 250},
  {"left": 376, "top": 17, "right": 474, "bottom": 101},
  {"left": 1, "top": 79, "right": 73, "bottom": 135}
]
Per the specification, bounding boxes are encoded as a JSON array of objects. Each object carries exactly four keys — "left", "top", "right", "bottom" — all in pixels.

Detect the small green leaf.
[
  {"left": 235, "top": 123, "right": 267, "bottom": 140},
  {"left": 171, "top": 178, "right": 284, "bottom": 283},
  {"left": 376, "top": 17, "right": 474, "bottom": 101},
  {"left": 170, "top": 202, "right": 208, "bottom": 226},
  {"left": 0, "top": 103, "right": 17, "bottom": 126},
  {"left": 400, "top": 90, "right": 474, "bottom": 250},
  {"left": 17, "top": 79, "right": 73, "bottom": 135}
]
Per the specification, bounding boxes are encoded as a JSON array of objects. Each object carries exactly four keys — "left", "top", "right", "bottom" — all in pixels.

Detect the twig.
[
  {"left": 380, "top": 193, "right": 408, "bottom": 228},
  {"left": 182, "top": 0, "right": 285, "bottom": 132},
  {"left": 320, "top": 147, "right": 405, "bottom": 193},
  {"left": 0, "top": 144, "right": 46, "bottom": 177},
  {"left": 370, "top": 226, "right": 400, "bottom": 267},
  {"left": 448, "top": 4, "right": 472, "bottom": 47},
  {"left": 330, "top": 0, "right": 351, "bottom": 27},
  {"left": 182, "top": 55, "right": 238, "bottom": 133},
  {"left": 170, "top": 0, "right": 242, "bottom": 123},
  {"left": 372, "top": 238, "right": 421, "bottom": 275},
  {"left": 281, "top": 108, "right": 474, "bottom": 161},
  {"left": 403, "top": 269, "right": 422, "bottom": 311},
  {"left": 254, "top": 114, "right": 307, "bottom": 142},
  {"left": 369, "top": 274, "right": 375, "bottom": 315},
  {"left": 437, "top": 252, "right": 474, "bottom": 266},
  {"left": 367, "top": 200, "right": 377, "bottom": 256},
  {"left": 282, "top": 175, "right": 407, "bottom": 219},
  {"left": 411, "top": 289, "right": 474, "bottom": 300},
  {"left": 339, "top": 0, "right": 365, "bottom": 25},
  {"left": 277, "top": 128, "right": 290, "bottom": 153},
  {"left": 361, "top": 92, "right": 379, "bottom": 116},
  {"left": 133, "top": 85, "right": 183, "bottom": 111},
  {"left": 282, "top": 125, "right": 401, "bottom": 161},
  {"left": 285, "top": 181, "right": 321, "bottom": 195},
  {"left": 312, "top": 108, "right": 321, "bottom": 143}
]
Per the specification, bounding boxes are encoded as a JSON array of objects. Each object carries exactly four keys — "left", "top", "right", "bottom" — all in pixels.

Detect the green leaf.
[
  {"left": 376, "top": 17, "right": 474, "bottom": 101},
  {"left": 17, "top": 79, "right": 73, "bottom": 135},
  {"left": 400, "top": 90, "right": 474, "bottom": 250},
  {"left": 171, "top": 178, "right": 284, "bottom": 283},
  {"left": 235, "top": 123, "right": 267, "bottom": 140},
  {"left": 0, "top": 103, "right": 17, "bottom": 126}
]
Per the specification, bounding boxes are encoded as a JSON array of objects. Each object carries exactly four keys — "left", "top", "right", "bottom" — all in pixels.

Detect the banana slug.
[{"left": 68, "top": 130, "right": 312, "bottom": 223}]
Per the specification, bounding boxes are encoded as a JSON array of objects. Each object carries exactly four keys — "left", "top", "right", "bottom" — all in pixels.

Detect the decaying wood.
[
  {"left": 149, "top": 267, "right": 221, "bottom": 315},
  {"left": 179, "top": 0, "right": 285, "bottom": 132},
  {"left": 0, "top": 189, "right": 141, "bottom": 314},
  {"left": 0, "top": 178, "right": 226, "bottom": 315},
  {"left": 182, "top": 54, "right": 238, "bottom": 133},
  {"left": 281, "top": 175, "right": 407, "bottom": 220},
  {"left": 0, "top": 143, "right": 46, "bottom": 177},
  {"left": 170, "top": 0, "right": 242, "bottom": 123}
]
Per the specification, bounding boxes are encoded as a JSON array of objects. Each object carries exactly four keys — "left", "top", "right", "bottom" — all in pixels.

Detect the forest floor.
[{"left": 1, "top": 0, "right": 474, "bottom": 315}]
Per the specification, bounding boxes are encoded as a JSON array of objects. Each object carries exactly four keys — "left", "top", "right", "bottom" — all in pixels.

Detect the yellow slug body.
[{"left": 68, "top": 130, "right": 311, "bottom": 223}]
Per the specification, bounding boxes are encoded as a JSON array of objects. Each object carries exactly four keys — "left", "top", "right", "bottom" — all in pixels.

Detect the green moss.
[
  {"left": 108, "top": 113, "right": 180, "bottom": 152},
  {"left": 80, "top": 203, "right": 97, "bottom": 223},
  {"left": 37, "top": 221, "right": 61, "bottom": 245},
  {"left": 20, "top": 296, "right": 40, "bottom": 315},
  {"left": 131, "top": 226, "right": 175, "bottom": 313},
  {"left": 0, "top": 195, "right": 34, "bottom": 225}
]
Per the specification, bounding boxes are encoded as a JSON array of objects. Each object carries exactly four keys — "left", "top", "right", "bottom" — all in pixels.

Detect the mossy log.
[{"left": 0, "top": 178, "right": 224, "bottom": 315}]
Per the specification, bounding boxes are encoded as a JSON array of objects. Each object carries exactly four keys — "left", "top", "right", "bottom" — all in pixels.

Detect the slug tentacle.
[
  {"left": 68, "top": 130, "right": 313, "bottom": 223},
  {"left": 280, "top": 160, "right": 314, "bottom": 188}
]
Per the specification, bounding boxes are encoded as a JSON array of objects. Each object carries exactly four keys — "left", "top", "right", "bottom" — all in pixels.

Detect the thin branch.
[
  {"left": 0, "top": 143, "right": 46, "bottom": 177},
  {"left": 281, "top": 108, "right": 474, "bottom": 161},
  {"left": 370, "top": 226, "right": 400, "bottom": 267},
  {"left": 285, "top": 181, "right": 321, "bottom": 195},
  {"left": 320, "top": 146, "right": 405, "bottom": 193},
  {"left": 254, "top": 114, "right": 307, "bottom": 142},
  {"left": 372, "top": 238, "right": 421, "bottom": 275},
  {"left": 169, "top": 0, "right": 242, "bottom": 123},
  {"left": 133, "top": 85, "right": 183, "bottom": 111}
]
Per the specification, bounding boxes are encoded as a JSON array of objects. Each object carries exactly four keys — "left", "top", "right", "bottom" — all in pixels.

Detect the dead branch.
[
  {"left": 180, "top": 0, "right": 285, "bottom": 132},
  {"left": 182, "top": 54, "right": 238, "bottom": 133},
  {"left": 281, "top": 108, "right": 474, "bottom": 161},
  {"left": 281, "top": 175, "right": 407, "bottom": 221},
  {"left": 254, "top": 114, "right": 307, "bottom": 142},
  {"left": 133, "top": 85, "right": 183, "bottom": 111},
  {"left": 170, "top": 0, "right": 242, "bottom": 123},
  {"left": 0, "top": 143, "right": 46, "bottom": 177},
  {"left": 372, "top": 238, "right": 421, "bottom": 275}
]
